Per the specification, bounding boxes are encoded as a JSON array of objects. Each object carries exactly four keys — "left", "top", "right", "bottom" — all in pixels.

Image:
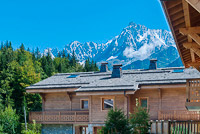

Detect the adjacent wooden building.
[
  {"left": 161, "top": 0, "right": 200, "bottom": 111},
  {"left": 26, "top": 61, "right": 200, "bottom": 134}
]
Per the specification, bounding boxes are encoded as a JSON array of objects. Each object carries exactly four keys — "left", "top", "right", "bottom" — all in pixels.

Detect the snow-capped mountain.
[{"left": 44, "top": 22, "right": 183, "bottom": 69}]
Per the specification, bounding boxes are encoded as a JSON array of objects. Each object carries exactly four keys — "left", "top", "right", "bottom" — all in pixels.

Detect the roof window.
[
  {"left": 172, "top": 69, "right": 184, "bottom": 73},
  {"left": 67, "top": 74, "right": 79, "bottom": 78}
]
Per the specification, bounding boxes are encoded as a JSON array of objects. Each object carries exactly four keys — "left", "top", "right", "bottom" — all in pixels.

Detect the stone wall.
[{"left": 42, "top": 124, "right": 73, "bottom": 134}]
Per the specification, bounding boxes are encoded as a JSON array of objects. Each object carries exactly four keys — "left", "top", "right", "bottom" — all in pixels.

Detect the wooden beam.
[
  {"left": 172, "top": 18, "right": 185, "bottom": 27},
  {"left": 188, "top": 33, "right": 200, "bottom": 46},
  {"left": 39, "top": 93, "right": 46, "bottom": 111},
  {"left": 188, "top": 62, "right": 200, "bottom": 66},
  {"left": 179, "top": 27, "right": 200, "bottom": 35},
  {"left": 183, "top": 42, "right": 200, "bottom": 57},
  {"left": 182, "top": 0, "right": 196, "bottom": 62},
  {"left": 89, "top": 96, "right": 92, "bottom": 123},
  {"left": 183, "top": 42, "right": 200, "bottom": 48},
  {"left": 66, "top": 92, "right": 72, "bottom": 101},
  {"left": 26, "top": 88, "right": 77, "bottom": 93},
  {"left": 167, "top": 0, "right": 182, "bottom": 9},
  {"left": 158, "top": 88, "right": 162, "bottom": 112},
  {"left": 169, "top": 4, "right": 183, "bottom": 15},
  {"left": 180, "top": 27, "right": 200, "bottom": 48},
  {"left": 190, "top": 50, "right": 196, "bottom": 62},
  {"left": 188, "top": 62, "right": 200, "bottom": 71},
  {"left": 76, "top": 91, "right": 129, "bottom": 96},
  {"left": 140, "top": 84, "right": 186, "bottom": 89},
  {"left": 182, "top": 0, "right": 192, "bottom": 27},
  {"left": 186, "top": 0, "right": 200, "bottom": 13}
]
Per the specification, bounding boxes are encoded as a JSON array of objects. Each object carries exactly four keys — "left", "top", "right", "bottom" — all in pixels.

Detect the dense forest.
[{"left": 0, "top": 41, "right": 99, "bottom": 133}]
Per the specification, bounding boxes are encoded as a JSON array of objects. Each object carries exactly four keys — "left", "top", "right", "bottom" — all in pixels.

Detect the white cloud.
[{"left": 123, "top": 39, "right": 166, "bottom": 60}]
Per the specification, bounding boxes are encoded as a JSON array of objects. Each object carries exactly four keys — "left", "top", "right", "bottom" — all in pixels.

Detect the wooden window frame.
[
  {"left": 139, "top": 97, "right": 149, "bottom": 109},
  {"left": 80, "top": 99, "right": 89, "bottom": 110},
  {"left": 101, "top": 97, "right": 115, "bottom": 111}
]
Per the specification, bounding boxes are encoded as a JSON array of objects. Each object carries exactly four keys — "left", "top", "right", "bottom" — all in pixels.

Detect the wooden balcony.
[
  {"left": 185, "top": 79, "right": 200, "bottom": 111},
  {"left": 158, "top": 110, "right": 200, "bottom": 121},
  {"left": 29, "top": 110, "right": 89, "bottom": 124}
]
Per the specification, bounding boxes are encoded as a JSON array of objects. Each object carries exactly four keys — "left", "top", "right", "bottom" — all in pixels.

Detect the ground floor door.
[
  {"left": 93, "top": 126, "right": 102, "bottom": 134},
  {"left": 75, "top": 125, "right": 88, "bottom": 134}
]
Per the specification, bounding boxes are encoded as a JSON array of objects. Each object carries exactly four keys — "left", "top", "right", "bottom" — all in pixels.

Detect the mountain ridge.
[{"left": 44, "top": 22, "right": 183, "bottom": 69}]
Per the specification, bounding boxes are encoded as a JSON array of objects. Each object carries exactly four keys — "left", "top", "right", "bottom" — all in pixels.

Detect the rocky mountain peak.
[{"left": 43, "top": 22, "right": 183, "bottom": 69}]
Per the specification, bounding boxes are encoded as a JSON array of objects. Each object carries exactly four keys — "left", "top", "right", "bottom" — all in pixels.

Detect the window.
[
  {"left": 67, "top": 74, "right": 79, "bottom": 78},
  {"left": 139, "top": 97, "right": 148, "bottom": 109},
  {"left": 172, "top": 69, "right": 184, "bottom": 73},
  {"left": 102, "top": 98, "right": 114, "bottom": 110},
  {"left": 81, "top": 99, "right": 88, "bottom": 109}
]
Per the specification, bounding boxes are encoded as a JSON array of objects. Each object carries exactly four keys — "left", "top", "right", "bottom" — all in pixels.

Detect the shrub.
[
  {"left": 99, "top": 108, "right": 131, "bottom": 134},
  {"left": 21, "top": 120, "right": 42, "bottom": 134},
  {"left": 0, "top": 106, "right": 19, "bottom": 134},
  {"left": 129, "top": 100, "right": 150, "bottom": 134}
]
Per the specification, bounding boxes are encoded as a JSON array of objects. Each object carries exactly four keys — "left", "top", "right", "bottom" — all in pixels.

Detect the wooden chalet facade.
[
  {"left": 161, "top": 0, "right": 200, "bottom": 111},
  {"left": 26, "top": 61, "right": 200, "bottom": 134}
]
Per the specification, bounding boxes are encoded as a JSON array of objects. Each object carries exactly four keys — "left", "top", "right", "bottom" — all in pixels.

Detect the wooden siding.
[
  {"left": 90, "top": 95, "right": 126, "bottom": 123},
  {"left": 30, "top": 85, "right": 200, "bottom": 124},
  {"left": 130, "top": 87, "right": 187, "bottom": 120},
  {"left": 44, "top": 93, "right": 88, "bottom": 111}
]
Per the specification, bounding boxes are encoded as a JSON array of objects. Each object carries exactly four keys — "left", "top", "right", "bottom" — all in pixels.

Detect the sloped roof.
[{"left": 26, "top": 67, "right": 200, "bottom": 92}]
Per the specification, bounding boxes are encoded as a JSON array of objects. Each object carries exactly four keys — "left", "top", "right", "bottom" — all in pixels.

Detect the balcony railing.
[
  {"left": 158, "top": 110, "right": 200, "bottom": 121},
  {"left": 29, "top": 110, "right": 89, "bottom": 124}
]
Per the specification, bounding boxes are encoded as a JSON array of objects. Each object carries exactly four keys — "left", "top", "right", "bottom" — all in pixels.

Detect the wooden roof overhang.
[
  {"left": 161, "top": 0, "right": 200, "bottom": 70},
  {"left": 26, "top": 87, "right": 78, "bottom": 93}
]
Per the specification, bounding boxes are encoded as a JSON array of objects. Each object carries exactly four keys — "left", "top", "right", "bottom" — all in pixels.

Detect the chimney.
[
  {"left": 112, "top": 64, "right": 123, "bottom": 78},
  {"left": 149, "top": 59, "right": 157, "bottom": 70},
  {"left": 100, "top": 62, "right": 108, "bottom": 72}
]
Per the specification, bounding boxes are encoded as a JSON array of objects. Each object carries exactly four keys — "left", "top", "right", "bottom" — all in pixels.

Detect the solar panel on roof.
[{"left": 67, "top": 75, "right": 79, "bottom": 78}]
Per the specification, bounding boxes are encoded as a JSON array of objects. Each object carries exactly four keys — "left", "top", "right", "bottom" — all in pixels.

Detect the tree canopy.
[{"left": 0, "top": 41, "right": 99, "bottom": 133}]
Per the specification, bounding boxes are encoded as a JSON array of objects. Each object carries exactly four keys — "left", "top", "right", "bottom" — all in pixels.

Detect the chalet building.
[
  {"left": 26, "top": 60, "right": 200, "bottom": 134},
  {"left": 161, "top": 0, "right": 200, "bottom": 111}
]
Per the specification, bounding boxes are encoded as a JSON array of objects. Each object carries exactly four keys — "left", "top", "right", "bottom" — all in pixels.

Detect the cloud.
[{"left": 123, "top": 39, "right": 165, "bottom": 60}]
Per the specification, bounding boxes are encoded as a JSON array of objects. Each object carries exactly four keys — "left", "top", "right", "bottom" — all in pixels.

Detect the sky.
[{"left": 0, "top": 0, "right": 170, "bottom": 51}]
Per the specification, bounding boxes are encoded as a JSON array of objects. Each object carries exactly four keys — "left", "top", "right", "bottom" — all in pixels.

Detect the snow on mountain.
[
  {"left": 43, "top": 22, "right": 183, "bottom": 69},
  {"left": 43, "top": 48, "right": 55, "bottom": 59}
]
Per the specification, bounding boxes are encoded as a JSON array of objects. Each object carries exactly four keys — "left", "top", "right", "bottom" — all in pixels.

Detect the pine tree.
[
  {"left": 62, "top": 49, "right": 66, "bottom": 58},
  {"left": 84, "top": 58, "right": 90, "bottom": 72},
  {"left": 67, "top": 53, "right": 70, "bottom": 60},
  {"left": 32, "top": 50, "right": 36, "bottom": 62},
  {"left": 45, "top": 50, "right": 55, "bottom": 76},
  {"left": 100, "top": 108, "right": 131, "bottom": 134},
  {"left": 70, "top": 50, "right": 77, "bottom": 67},
  {"left": 91, "top": 60, "right": 95, "bottom": 71},
  {"left": 58, "top": 51, "right": 61, "bottom": 58},
  {"left": 35, "top": 47, "right": 41, "bottom": 60},
  {"left": 94, "top": 62, "right": 99, "bottom": 71},
  {"left": 20, "top": 43, "right": 25, "bottom": 53}
]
